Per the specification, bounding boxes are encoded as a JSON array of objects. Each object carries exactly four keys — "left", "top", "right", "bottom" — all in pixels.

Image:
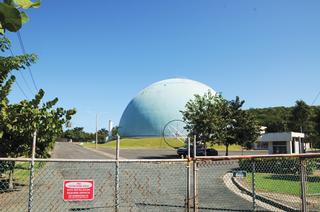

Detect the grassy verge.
[
  {"left": 1, "top": 162, "right": 44, "bottom": 185},
  {"left": 80, "top": 137, "right": 242, "bottom": 150},
  {"left": 81, "top": 137, "right": 184, "bottom": 149},
  {"left": 208, "top": 144, "right": 241, "bottom": 151},
  {"left": 246, "top": 172, "right": 320, "bottom": 196}
]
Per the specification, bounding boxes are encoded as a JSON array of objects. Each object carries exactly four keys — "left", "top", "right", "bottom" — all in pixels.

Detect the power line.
[
  {"left": 17, "top": 30, "right": 39, "bottom": 92},
  {"left": 312, "top": 91, "right": 320, "bottom": 105},
  {"left": 8, "top": 72, "right": 29, "bottom": 99},
  {"left": 8, "top": 47, "right": 35, "bottom": 96}
]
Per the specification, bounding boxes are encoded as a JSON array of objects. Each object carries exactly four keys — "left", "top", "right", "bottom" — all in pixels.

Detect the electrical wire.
[
  {"left": 8, "top": 72, "right": 29, "bottom": 99},
  {"left": 8, "top": 47, "right": 35, "bottom": 96},
  {"left": 312, "top": 91, "right": 320, "bottom": 105},
  {"left": 17, "top": 30, "right": 39, "bottom": 92}
]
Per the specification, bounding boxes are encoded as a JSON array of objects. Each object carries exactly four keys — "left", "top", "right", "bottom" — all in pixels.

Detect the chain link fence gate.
[
  {"left": 0, "top": 158, "right": 188, "bottom": 212},
  {"left": 1, "top": 154, "right": 320, "bottom": 211}
]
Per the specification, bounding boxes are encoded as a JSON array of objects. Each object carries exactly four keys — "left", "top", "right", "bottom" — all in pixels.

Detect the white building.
[{"left": 258, "top": 132, "right": 309, "bottom": 154}]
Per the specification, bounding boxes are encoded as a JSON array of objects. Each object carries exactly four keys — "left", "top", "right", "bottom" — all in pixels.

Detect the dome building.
[{"left": 119, "top": 78, "right": 215, "bottom": 137}]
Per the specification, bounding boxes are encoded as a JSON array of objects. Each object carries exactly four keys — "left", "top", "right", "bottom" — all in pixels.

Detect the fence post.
[
  {"left": 192, "top": 135, "right": 198, "bottom": 212},
  {"left": 115, "top": 135, "right": 120, "bottom": 212},
  {"left": 186, "top": 137, "right": 191, "bottom": 212},
  {"left": 300, "top": 158, "right": 307, "bottom": 212},
  {"left": 251, "top": 159, "right": 256, "bottom": 211},
  {"left": 28, "top": 131, "right": 37, "bottom": 212}
]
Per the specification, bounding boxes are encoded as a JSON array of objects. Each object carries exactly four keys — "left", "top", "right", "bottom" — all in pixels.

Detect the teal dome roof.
[{"left": 119, "top": 78, "right": 215, "bottom": 137}]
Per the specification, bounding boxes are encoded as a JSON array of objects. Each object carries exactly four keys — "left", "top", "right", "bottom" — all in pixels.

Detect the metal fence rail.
[{"left": 1, "top": 154, "right": 320, "bottom": 211}]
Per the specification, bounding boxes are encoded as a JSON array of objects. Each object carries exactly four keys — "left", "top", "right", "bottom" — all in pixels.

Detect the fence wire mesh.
[
  {"left": 196, "top": 156, "right": 320, "bottom": 212},
  {"left": 1, "top": 155, "right": 320, "bottom": 212},
  {"left": 305, "top": 158, "right": 320, "bottom": 212},
  {"left": 118, "top": 161, "right": 187, "bottom": 212},
  {"left": 0, "top": 160, "right": 30, "bottom": 211},
  {"left": 32, "top": 161, "right": 116, "bottom": 211},
  {"left": 236, "top": 157, "right": 305, "bottom": 211},
  {"left": 0, "top": 160, "right": 188, "bottom": 212}
]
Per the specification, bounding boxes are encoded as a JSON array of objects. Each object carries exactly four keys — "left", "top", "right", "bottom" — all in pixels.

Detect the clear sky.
[{"left": 6, "top": 0, "right": 320, "bottom": 132}]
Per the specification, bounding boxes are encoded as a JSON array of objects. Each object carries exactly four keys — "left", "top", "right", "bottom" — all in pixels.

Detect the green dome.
[{"left": 119, "top": 78, "right": 215, "bottom": 137}]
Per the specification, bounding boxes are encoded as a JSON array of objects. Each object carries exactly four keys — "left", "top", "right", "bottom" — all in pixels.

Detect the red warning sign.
[{"left": 63, "top": 180, "right": 94, "bottom": 201}]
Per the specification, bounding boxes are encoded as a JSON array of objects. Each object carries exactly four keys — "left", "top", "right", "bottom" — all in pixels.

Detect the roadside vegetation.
[
  {"left": 249, "top": 101, "right": 320, "bottom": 149},
  {"left": 246, "top": 172, "right": 320, "bottom": 196},
  {"left": 0, "top": 1, "right": 75, "bottom": 191},
  {"left": 181, "top": 92, "right": 260, "bottom": 156},
  {"left": 0, "top": 162, "right": 44, "bottom": 191},
  {"left": 239, "top": 158, "right": 320, "bottom": 196}
]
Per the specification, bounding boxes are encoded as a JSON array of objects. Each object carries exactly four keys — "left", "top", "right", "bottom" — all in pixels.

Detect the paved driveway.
[
  {"left": 1, "top": 143, "right": 270, "bottom": 211},
  {"left": 52, "top": 142, "right": 112, "bottom": 159},
  {"left": 85, "top": 146, "right": 268, "bottom": 160},
  {"left": 46, "top": 143, "right": 268, "bottom": 211}
]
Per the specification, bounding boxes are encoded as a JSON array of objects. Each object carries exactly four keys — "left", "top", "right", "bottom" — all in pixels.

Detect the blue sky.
[{"left": 6, "top": 0, "right": 320, "bottom": 132}]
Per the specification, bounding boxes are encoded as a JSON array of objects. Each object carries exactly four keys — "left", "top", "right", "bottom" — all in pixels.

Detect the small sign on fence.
[
  {"left": 233, "top": 170, "right": 247, "bottom": 178},
  {"left": 63, "top": 180, "right": 94, "bottom": 201}
]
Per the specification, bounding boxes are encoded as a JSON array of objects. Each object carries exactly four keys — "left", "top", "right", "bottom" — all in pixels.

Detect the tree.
[
  {"left": 289, "top": 100, "right": 312, "bottom": 133},
  {"left": 63, "top": 127, "right": 93, "bottom": 142},
  {"left": 311, "top": 108, "right": 320, "bottom": 148},
  {"left": 213, "top": 96, "right": 260, "bottom": 156},
  {"left": 181, "top": 91, "right": 218, "bottom": 149},
  {"left": 0, "top": 0, "right": 40, "bottom": 34},
  {"left": 97, "top": 128, "right": 108, "bottom": 143},
  {"left": 248, "top": 107, "right": 291, "bottom": 133},
  {"left": 181, "top": 92, "right": 260, "bottom": 156},
  {"left": 288, "top": 100, "right": 316, "bottom": 149},
  {"left": 111, "top": 126, "right": 119, "bottom": 139},
  {"left": 0, "top": 0, "right": 76, "bottom": 189}
]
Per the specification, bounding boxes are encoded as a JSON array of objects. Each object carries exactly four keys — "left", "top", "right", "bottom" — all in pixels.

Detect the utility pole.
[{"left": 95, "top": 113, "right": 98, "bottom": 149}]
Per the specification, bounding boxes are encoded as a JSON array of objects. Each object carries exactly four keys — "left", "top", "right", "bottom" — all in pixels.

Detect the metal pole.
[
  {"left": 251, "top": 159, "right": 256, "bottom": 211},
  {"left": 193, "top": 135, "right": 198, "bottom": 212},
  {"left": 115, "top": 135, "right": 120, "bottom": 212},
  {"left": 186, "top": 137, "right": 191, "bottom": 211},
  {"left": 95, "top": 113, "right": 98, "bottom": 149},
  {"left": 300, "top": 158, "right": 307, "bottom": 212},
  {"left": 300, "top": 126, "right": 304, "bottom": 153},
  {"left": 28, "top": 131, "right": 37, "bottom": 212}
]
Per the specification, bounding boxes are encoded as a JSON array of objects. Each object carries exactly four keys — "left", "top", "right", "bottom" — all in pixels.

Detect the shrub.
[{"left": 238, "top": 158, "right": 317, "bottom": 175}]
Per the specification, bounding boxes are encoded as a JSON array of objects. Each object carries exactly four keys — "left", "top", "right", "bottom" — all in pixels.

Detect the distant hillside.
[{"left": 248, "top": 105, "right": 320, "bottom": 133}]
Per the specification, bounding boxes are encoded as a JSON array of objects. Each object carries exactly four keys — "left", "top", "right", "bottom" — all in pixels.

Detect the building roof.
[{"left": 258, "top": 132, "right": 305, "bottom": 142}]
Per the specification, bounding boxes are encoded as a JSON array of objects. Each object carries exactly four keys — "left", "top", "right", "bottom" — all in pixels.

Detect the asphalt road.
[
  {"left": 91, "top": 146, "right": 268, "bottom": 160},
  {"left": 45, "top": 142, "right": 269, "bottom": 211},
  {"left": 52, "top": 142, "right": 113, "bottom": 159},
  {"left": 1, "top": 143, "right": 270, "bottom": 211}
]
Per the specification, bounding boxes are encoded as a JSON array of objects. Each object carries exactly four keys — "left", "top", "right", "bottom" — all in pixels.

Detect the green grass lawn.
[
  {"left": 246, "top": 172, "right": 320, "bottom": 196},
  {"left": 1, "top": 162, "right": 44, "bottom": 184},
  {"left": 81, "top": 137, "right": 184, "bottom": 149},
  {"left": 0, "top": 162, "right": 45, "bottom": 191},
  {"left": 80, "top": 137, "right": 241, "bottom": 150},
  {"left": 16, "top": 162, "right": 44, "bottom": 182}
]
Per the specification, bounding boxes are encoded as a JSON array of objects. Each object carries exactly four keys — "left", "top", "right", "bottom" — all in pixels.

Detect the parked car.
[{"left": 177, "top": 144, "right": 218, "bottom": 158}]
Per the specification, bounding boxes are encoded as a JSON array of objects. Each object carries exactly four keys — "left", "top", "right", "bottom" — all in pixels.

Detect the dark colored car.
[{"left": 177, "top": 145, "right": 218, "bottom": 158}]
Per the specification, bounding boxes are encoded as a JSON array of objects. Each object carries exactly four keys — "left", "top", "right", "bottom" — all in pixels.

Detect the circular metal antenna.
[{"left": 162, "top": 119, "right": 188, "bottom": 147}]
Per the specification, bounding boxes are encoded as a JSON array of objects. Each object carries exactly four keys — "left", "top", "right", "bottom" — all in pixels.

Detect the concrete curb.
[{"left": 231, "top": 175, "right": 299, "bottom": 212}]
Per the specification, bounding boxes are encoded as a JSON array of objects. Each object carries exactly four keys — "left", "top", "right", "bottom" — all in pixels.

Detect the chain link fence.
[
  {"left": 1, "top": 154, "right": 320, "bottom": 211},
  {"left": 0, "top": 159, "right": 188, "bottom": 212},
  {"left": 196, "top": 154, "right": 320, "bottom": 212}
]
